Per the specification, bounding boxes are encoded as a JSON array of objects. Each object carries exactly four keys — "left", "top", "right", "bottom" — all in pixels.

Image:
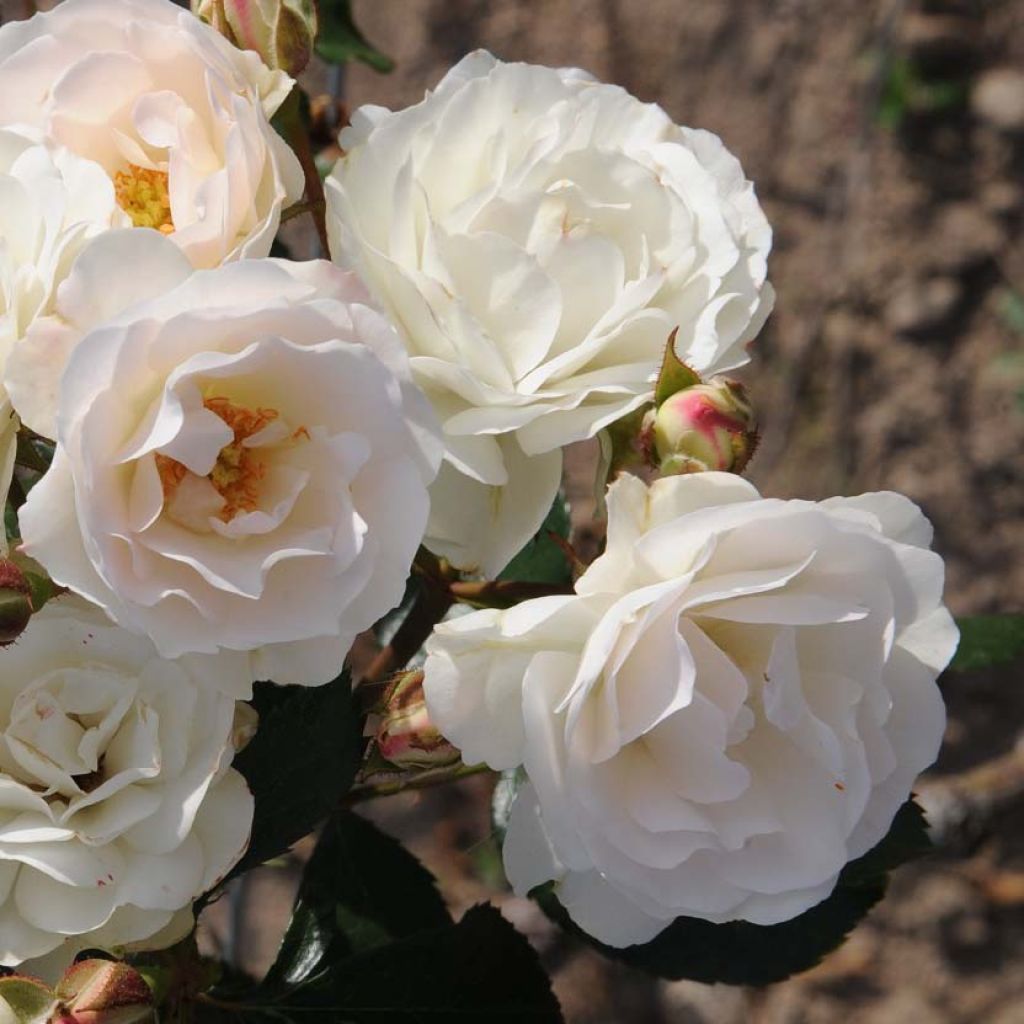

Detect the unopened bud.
[
  {"left": 54, "top": 960, "right": 154, "bottom": 1024},
  {"left": 192, "top": 0, "right": 317, "bottom": 76},
  {"left": 650, "top": 378, "right": 758, "bottom": 475},
  {"left": 375, "top": 670, "right": 459, "bottom": 770},
  {"left": 0, "top": 558, "right": 34, "bottom": 645}
]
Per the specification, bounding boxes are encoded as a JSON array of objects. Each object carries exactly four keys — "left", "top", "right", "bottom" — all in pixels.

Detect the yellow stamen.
[
  {"left": 114, "top": 165, "right": 174, "bottom": 234},
  {"left": 156, "top": 397, "right": 285, "bottom": 523}
]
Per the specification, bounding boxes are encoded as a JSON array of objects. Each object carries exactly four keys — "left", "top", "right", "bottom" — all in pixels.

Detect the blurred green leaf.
[
  {"left": 316, "top": 0, "right": 393, "bottom": 72},
  {"left": 226, "top": 672, "right": 360, "bottom": 881},
  {"left": 997, "top": 290, "right": 1024, "bottom": 337},
  {"left": 499, "top": 494, "right": 572, "bottom": 586},
  {"left": 878, "top": 55, "right": 966, "bottom": 129},
  {"left": 949, "top": 615, "right": 1024, "bottom": 672},
  {"left": 538, "top": 798, "right": 930, "bottom": 986}
]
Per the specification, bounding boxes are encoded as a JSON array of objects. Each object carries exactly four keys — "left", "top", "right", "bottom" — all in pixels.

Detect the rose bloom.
[
  {"left": 0, "top": 129, "right": 131, "bottom": 487},
  {"left": 327, "top": 51, "right": 773, "bottom": 577},
  {"left": 424, "top": 474, "right": 956, "bottom": 946},
  {"left": 0, "top": 597, "right": 253, "bottom": 969},
  {"left": 0, "top": 0, "right": 303, "bottom": 269},
  {"left": 19, "top": 244, "right": 442, "bottom": 685}
]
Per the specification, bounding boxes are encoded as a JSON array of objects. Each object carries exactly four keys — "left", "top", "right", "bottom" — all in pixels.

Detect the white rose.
[
  {"left": 0, "top": 596, "right": 254, "bottom": 969},
  {"left": 0, "top": 0, "right": 303, "bottom": 270},
  {"left": 0, "top": 130, "right": 128, "bottom": 360},
  {"left": 0, "top": 129, "right": 131, "bottom": 491},
  {"left": 19, "top": 242, "right": 442, "bottom": 686},
  {"left": 326, "top": 51, "right": 774, "bottom": 577},
  {"left": 424, "top": 473, "right": 956, "bottom": 946}
]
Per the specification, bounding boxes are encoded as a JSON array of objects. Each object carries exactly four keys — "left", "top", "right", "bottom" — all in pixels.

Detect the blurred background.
[{"left": 3, "top": 0, "right": 1023, "bottom": 1019}]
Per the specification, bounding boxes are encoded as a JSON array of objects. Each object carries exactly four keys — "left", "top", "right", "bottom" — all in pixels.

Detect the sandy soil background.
[{"left": 2, "top": 0, "right": 1022, "bottom": 1019}]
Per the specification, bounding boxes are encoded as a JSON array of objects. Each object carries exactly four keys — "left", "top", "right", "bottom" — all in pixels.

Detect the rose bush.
[
  {"left": 424, "top": 473, "right": 956, "bottom": 946},
  {"left": 0, "top": 596, "right": 253, "bottom": 970},
  {"left": 327, "top": 51, "right": 774, "bottom": 576},
  {"left": 0, "top": 0, "right": 303, "bottom": 270},
  {"left": 19, "top": 247, "right": 442, "bottom": 686}
]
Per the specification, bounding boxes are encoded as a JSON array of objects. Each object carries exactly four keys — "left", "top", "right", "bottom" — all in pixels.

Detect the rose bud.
[
  {"left": 0, "top": 558, "right": 34, "bottom": 645},
  {"left": 375, "top": 670, "right": 459, "bottom": 770},
  {"left": 650, "top": 378, "right": 758, "bottom": 476},
  {"left": 54, "top": 961, "right": 154, "bottom": 1024},
  {"left": 192, "top": 0, "right": 318, "bottom": 76}
]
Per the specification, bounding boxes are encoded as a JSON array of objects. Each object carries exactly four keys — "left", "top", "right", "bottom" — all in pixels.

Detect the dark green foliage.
[
  {"left": 499, "top": 494, "right": 573, "bottom": 585},
  {"left": 212, "top": 812, "right": 563, "bottom": 1021},
  {"left": 263, "top": 811, "right": 450, "bottom": 993},
  {"left": 228, "top": 672, "right": 361, "bottom": 881}
]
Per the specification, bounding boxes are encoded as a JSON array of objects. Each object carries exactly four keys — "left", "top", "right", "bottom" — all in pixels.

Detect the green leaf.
[
  {"left": 539, "top": 798, "right": 930, "bottom": 986},
  {"left": 227, "top": 672, "right": 360, "bottom": 881},
  {"left": 263, "top": 810, "right": 450, "bottom": 994},
  {"left": 498, "top": 494, "right": 572, "bottom": 586},
  {"left": 285, "top": 905, "right": 563, "bottom": 1021},
  {"left": 316, "top": 0, "right": 393, "bottom": 72},
  {"left": 0, "top": 976, "right": 56, "bottom": 1024},
  {"left": 654, "top": 327, "right": 701, "bottom": 407},
  {"left": 949, "top": 615, "right": 1024, "bottom": 672}
]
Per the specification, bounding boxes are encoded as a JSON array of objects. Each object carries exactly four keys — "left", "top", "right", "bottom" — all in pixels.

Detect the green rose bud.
[{"left": 192, "top": 0, "right": 317, "bottom": 76}]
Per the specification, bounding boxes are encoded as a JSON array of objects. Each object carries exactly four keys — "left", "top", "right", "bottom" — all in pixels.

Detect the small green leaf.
[
  {"left": 539, "top": 798, "right": 930, "bottom": 986},
  {"left": 498, "top": 494, "right": 572, "bottom": 586},
  {"left": 226, "top": 671, "right": 360, "bottom": 882},
  {"left": 316, "top": 0, "right": 393, "bottom": 72},
  {"left": 0, "top": 976, "right": 56, "bottom": 1024},
  {"left": 263, "top": 810, "right": 450, "bottom": 994},
  {"left": 949, "top": 615, "right": 1024, "bottom": 672},
  {"left": 654, "top": 328, "right": 702, "bottom": 407},
  {"left": 284, "top": 905, "right": 563, "bottom": 1021}
]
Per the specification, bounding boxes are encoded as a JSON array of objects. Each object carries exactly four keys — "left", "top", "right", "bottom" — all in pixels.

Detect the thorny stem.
[
  {"left": 280, "top": 197, "right": 326, "bottom": 226},
  {"left": 360, "top": 573, "right": 454, "bottom": 684},
  {"left": 448, "top": 578, "right": 574, "bottom": 609},
  {"left": 359, "top": 550, "right": 575, "bottom": 685},
  {"left": 344, "top": 761, "right": 491, "bottom": 805},
  {"left": 277, "top": 88, "right": 329, "bottom": 254}
]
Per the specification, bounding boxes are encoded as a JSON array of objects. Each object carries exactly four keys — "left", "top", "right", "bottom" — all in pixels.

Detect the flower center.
[
  {"left": 114, "top": 165, "right": 174, "bottom": 234},
  {"left": 156, "top": 396, "right": 280, "bottom": 522}
]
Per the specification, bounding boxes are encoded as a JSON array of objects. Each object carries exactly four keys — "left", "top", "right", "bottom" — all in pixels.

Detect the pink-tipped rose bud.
[
  {"left": 650, "top": 377, "right": 758, "bottom": 475},
  {"left": 53, "top": 961, "right": 153, "bottom": 1024},
  {"left": 375, "top": 670, "right": 459, "bottom": 770},
  {"left": 192, "top": 0, "right": 318, "bottom": 75}
]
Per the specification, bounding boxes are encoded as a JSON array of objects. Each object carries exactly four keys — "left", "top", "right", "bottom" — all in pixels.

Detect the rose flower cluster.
[{"left": 0, "top": 0, "right": 955, "bottom": 982}]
